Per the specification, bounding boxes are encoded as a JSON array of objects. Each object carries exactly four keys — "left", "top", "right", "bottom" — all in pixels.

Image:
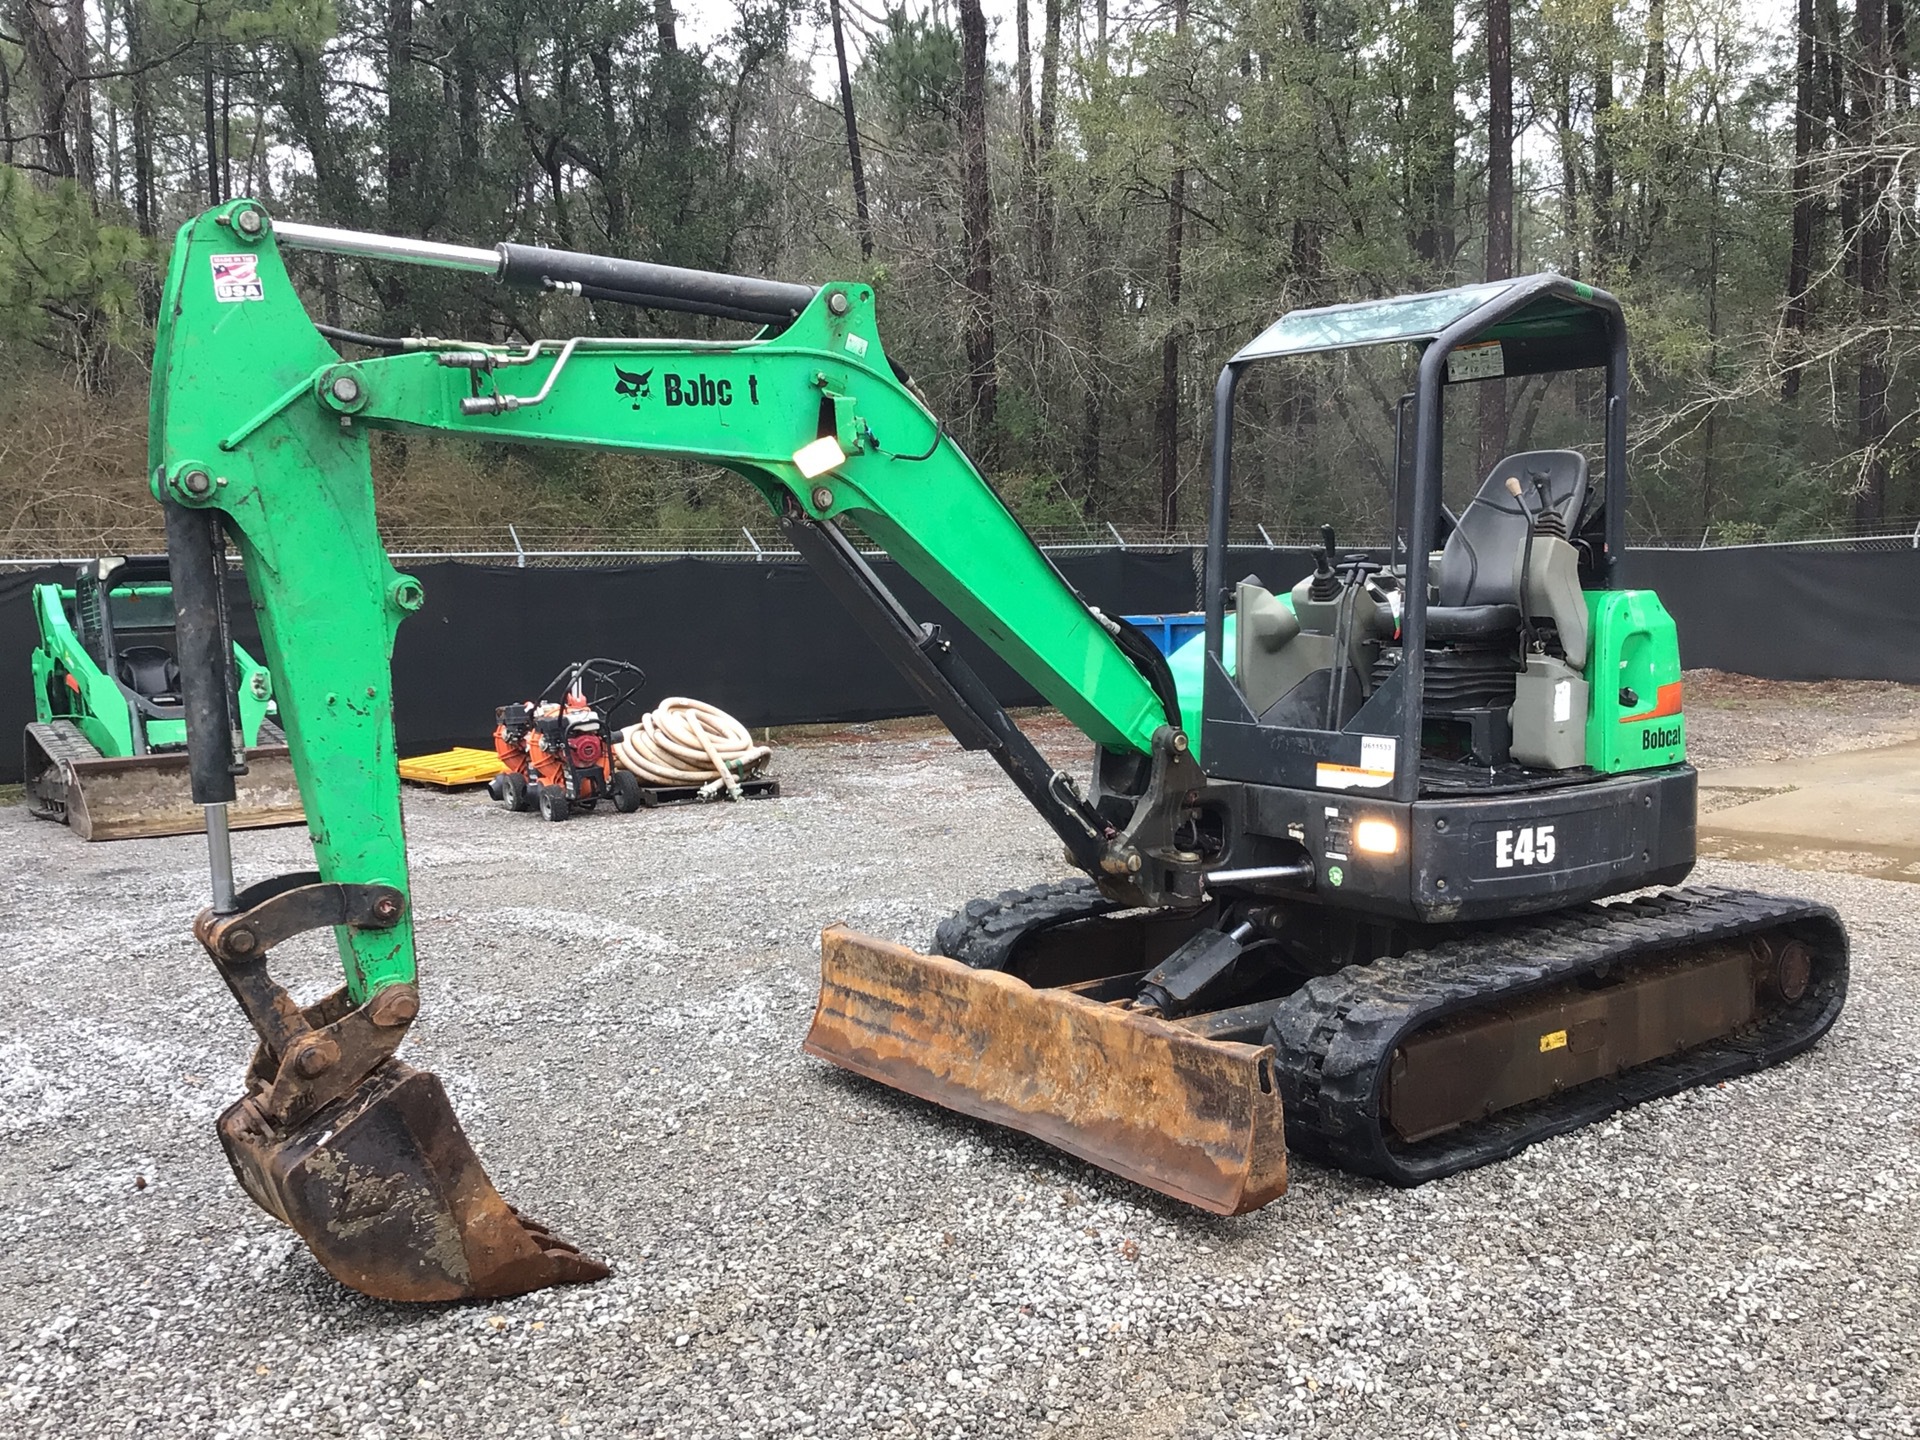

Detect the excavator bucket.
[
  {"left": 804, "top": 927, "right": 1289, "bottom": 1216},
  {"left": 23, "top": 723, "right": 304, "bottom": 841},
  {"left": 219, "top": 1053, "right": 608, "bottom": 1303}
]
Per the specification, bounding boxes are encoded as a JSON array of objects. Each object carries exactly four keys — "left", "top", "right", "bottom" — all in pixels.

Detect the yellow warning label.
[{"left": 1539, "top": 1029, "right": 1569, "bottom": 1053}]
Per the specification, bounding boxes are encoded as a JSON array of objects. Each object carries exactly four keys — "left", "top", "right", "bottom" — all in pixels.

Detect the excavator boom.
[{"left": 152, "top": 201, "right": 1218, "bottom": 1300}]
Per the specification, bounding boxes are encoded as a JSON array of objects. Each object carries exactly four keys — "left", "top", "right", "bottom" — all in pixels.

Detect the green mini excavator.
[{"left": 150, "top": 202, "right": 1846, "bottom": 1303}]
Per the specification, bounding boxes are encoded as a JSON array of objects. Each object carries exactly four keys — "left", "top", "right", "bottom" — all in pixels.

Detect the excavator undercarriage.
[{"left": 808, "top": 881, "right": 1847, "bottom": 1210}]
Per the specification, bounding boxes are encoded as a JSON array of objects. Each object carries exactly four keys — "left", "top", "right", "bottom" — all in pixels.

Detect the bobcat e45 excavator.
[{"left": 150, "top": 200, "right": 1846, "bottom": 1303}]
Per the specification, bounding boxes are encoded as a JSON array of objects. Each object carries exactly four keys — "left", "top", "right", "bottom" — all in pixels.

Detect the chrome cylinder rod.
[
  {"left": 205, "top": 803, "right": 238, "bottom": 914},
  {"left": 1205, "top": 862, "right": 1315, "bottom": 889},
  {"left": 273, "top": 221, "right": 502, "bottom": 275}
]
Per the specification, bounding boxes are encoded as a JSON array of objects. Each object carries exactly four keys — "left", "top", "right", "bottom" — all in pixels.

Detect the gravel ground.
[{"left": 2, "top": 686, "right": 1918, "bottom": 1440}]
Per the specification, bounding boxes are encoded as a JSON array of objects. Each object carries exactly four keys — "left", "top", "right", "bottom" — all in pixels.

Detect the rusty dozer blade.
[
  {"left": 804, "top": 927, "right": 1288, "bottom": 1215},
  {"left": 199, "top": 878, "right": 608, "bottom": 1302}
]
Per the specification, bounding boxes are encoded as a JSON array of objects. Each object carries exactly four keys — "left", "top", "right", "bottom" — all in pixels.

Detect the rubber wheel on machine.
[
  {"left": 612, "top": 770, "right": 643, "bottom": 813},
  {"left": 490, "top": 772, "right": 528, "bottom": 812},
  {"left": 537, "top": 783, "right": 570, "bottom": 822}
]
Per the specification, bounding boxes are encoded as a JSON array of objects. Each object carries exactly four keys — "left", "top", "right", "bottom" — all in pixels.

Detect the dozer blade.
[
  {"left": 804, "top": 927, "right": 1288, "bottom": 1215},
  {"left": 219, "top": 1058, "right": 609, "bottom": 1302}
]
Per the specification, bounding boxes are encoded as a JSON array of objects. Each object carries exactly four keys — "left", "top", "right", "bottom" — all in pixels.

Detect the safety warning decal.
[
  {"left": 1315, "top": 735, "right": 1396, "bottom": 791},
  {"left": 211, "top": 253, "right": 264, "bottom": 303}
]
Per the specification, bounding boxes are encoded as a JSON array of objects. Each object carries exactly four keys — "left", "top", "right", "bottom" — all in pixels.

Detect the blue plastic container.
[{"left": 1124, "top": 612, "right": 1206, "bottom": 658}]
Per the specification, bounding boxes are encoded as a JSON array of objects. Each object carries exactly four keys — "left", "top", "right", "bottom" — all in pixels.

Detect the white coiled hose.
[{"left": 613, "top": 698, "right": 772, "bottom": 799}]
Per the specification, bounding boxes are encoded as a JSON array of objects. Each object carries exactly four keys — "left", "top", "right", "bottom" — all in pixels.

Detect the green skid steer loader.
[{"left": 24, "top": 556, "right": 303, "bottom": 840}]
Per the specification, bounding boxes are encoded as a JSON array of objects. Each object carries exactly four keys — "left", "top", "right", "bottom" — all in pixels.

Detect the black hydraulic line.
[
  {"left": 161, "top": 502, "right": 241, "bottom": 803},
  {"left": 315, "top": 322, "right": 411, "bottom": 352},
  {"left": 777, "top": 507, "right": 1111, "bottom": 871},
  {"left": 565, "top": 282, "right": 792, "bottom": 328},
  {"left": 499, "top": 242, "right": 816, "bottom": 325}
]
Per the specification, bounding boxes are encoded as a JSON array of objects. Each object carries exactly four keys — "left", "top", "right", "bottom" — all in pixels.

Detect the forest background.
[{"left": 0, "top": 0, "right": 1912, "bottom": 550}]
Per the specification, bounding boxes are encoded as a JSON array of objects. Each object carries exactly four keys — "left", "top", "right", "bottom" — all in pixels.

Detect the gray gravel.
[{"left": 2, "top": 706, "right": 1918, "bottom": 1439}]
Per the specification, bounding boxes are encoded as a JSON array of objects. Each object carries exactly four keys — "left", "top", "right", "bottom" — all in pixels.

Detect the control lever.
[{"left": 1308, "top": 523, "right": 1341, "bottom": 602}]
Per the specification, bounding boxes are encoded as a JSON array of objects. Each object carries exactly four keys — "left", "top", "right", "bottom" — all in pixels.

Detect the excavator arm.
[{"left": 151, "top": 201, "right": 1212, "bottom": 1301}]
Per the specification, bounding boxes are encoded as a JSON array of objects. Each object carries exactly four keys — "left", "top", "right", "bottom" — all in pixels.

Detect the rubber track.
[
  {"left": 22, "top": 721, "right": 98, "bottom": 820},
  {"left": 932, "top": 878, "right": 1121, "bottom": 971},
  {"left": 1267, "top": 886, "right": 1849, "bottom": 1185}
]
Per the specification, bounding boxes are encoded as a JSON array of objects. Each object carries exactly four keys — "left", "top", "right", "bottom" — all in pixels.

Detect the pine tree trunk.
[
  {"left": 1592, "top": 3, "right": 1615, "bottom": 273},
  {"left": 1479, "top": 0, "right": 1514, "bottom": 476},
  {"left": 1783, "top": 0, "right": 1818, "bottom": 401},
  {"left": 1035, "top": 0, "right": 1061, "bottom": 291},
  {"left": 957, "top": 0, "right": 998, "bottom": 453},
  {"left": 16, "top": 0, "right": 76, "bottom": 178},
  {"left": 1409, "top": 0, "right": 1456, "bottom": 272},
  {"left": 1156, "top": 0, "right": 1190, "bottom": 533},
  {"left": 1853, "top": 0, "right": 1892, "bottom": 521},
  {"left": 128, "top": 0, "right": 154, "bottom": 234},
  {"left": 65, "top": 0, "right": 96, "bottom": 198},
  {"left": 201, "top": 44, "right": 220, "bottom": 204},
  {"left": 828, "top": 0, "right": 873, "bottom": 260}
]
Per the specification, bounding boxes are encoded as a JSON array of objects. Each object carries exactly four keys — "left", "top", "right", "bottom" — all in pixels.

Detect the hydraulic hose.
[{"left": 613, "top": 698, "right": 772, "bottom": 799}]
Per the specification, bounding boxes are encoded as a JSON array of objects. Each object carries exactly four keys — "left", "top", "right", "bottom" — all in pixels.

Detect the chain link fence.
[{"left": 7, "top": 514, "right": 1920, "bottom": 567}]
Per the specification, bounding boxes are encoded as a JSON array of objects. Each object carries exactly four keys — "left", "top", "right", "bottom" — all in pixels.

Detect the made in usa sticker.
[{"left": 211, "top": 253, "right": 264, "bottom": 303}]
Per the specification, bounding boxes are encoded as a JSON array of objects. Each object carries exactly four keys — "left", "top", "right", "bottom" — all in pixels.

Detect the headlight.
[{"left": 1354, "top": 819, "right": 1399, "bottom": 855}]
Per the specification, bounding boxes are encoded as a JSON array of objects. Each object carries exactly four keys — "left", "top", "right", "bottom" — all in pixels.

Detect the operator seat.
[
  {"left": 117, "top": 645, "right": 182, "bottom": 704},
  {"left": 1428, "top": 449, "right": 1588, "bottom": 636}
]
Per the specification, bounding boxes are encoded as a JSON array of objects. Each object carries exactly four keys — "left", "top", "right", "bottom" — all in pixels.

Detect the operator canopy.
[{"left": 1233, "top": 274, "right": 1618, "bottom": 376}]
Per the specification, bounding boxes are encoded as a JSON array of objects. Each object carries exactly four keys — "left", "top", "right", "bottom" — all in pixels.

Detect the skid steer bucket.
[
  {"left": 804, "top": 927, "right": 1289, "bottom": 1215},
  {"left": 23, "top": 722, "right": 304, "bottom": 841}
]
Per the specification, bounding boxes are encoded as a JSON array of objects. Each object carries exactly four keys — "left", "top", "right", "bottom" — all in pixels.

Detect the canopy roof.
[{"left": 1232, "top": 275, "right": 1615, "bottom": 371}]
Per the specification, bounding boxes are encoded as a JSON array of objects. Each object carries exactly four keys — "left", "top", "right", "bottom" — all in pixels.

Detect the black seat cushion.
[
  {"left": 117, "top": 645, "right": 181, "bottom": 699},
  {"left": 1437, "top": 450, "right": 1589, "bottom": 608},
  {"left": 1425, "top": 603, "right": 1522, "bottom": 641}
]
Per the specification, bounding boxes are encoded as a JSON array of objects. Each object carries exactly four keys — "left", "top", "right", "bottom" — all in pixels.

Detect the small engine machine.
[{"left": 489, "top": 658, "right": 647, "bottom": 821}]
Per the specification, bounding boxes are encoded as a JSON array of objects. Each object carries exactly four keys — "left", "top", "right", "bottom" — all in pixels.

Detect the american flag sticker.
[{"left": 211, "top": 253, "right": 265, "bottom": 303}]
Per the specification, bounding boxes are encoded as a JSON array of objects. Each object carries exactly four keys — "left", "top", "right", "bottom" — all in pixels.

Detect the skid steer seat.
[
  {"left": 118, "top": 644, "right": 182, "bottom": 702},
  {"left": 1433, "top": 449, "right": 1588, "bottom": 612}
]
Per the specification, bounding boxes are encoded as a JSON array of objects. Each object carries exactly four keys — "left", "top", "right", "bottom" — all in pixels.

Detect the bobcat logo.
[{"left": 613, "top": 366, "right": 654, "bottom": 407}]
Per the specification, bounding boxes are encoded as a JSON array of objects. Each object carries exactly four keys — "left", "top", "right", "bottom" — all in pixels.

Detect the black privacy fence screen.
[{"left": 3, "top": 545, "right": 1915, "bottom": 783}]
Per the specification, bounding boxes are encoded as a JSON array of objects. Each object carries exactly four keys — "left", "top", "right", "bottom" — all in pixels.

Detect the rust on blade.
[
  {"left": 66, "top": 746, "right": 305, "bottom": 841},
  {"left": 804, "top": 927, "right": 1288, "bottom": 1216}
]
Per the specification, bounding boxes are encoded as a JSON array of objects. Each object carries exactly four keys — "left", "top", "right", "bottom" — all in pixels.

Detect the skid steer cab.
[{"left": 491, "top": 658, "right": 647, "bottom": 820}]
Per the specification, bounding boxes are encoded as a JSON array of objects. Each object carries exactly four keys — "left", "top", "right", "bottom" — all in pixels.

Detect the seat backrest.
[
  {"left": 117, "top": 644, "right": 181, "bottom": 699},
  {"left": 1436, "top": 449, "right": 1589, "bottom": 607}
]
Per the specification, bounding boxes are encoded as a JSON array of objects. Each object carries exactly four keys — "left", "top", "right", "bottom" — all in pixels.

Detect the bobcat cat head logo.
[{"left": 613, "top": 366, "right": 654, "bottom": 406}]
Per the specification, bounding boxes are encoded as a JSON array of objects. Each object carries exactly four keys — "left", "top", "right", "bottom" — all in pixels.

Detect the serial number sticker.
[
  {"left": 211, "top": 253, "right": 264, "bottom": 303},
  {"left": 1447, "top": 341, "right": 1504, "bottom": 382},
  {"left": 1553, "top": 679, "right": 1573, "bottom": 724},
  {"left": 845, "top": 333, "right": 870, "bottom": 357},
  {"left": 1317, "top": 736, "right": 1396, "bottom": 791},
  {"left": 1539, "top": 1029, "right": 1569, "bottom": 1053}
]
